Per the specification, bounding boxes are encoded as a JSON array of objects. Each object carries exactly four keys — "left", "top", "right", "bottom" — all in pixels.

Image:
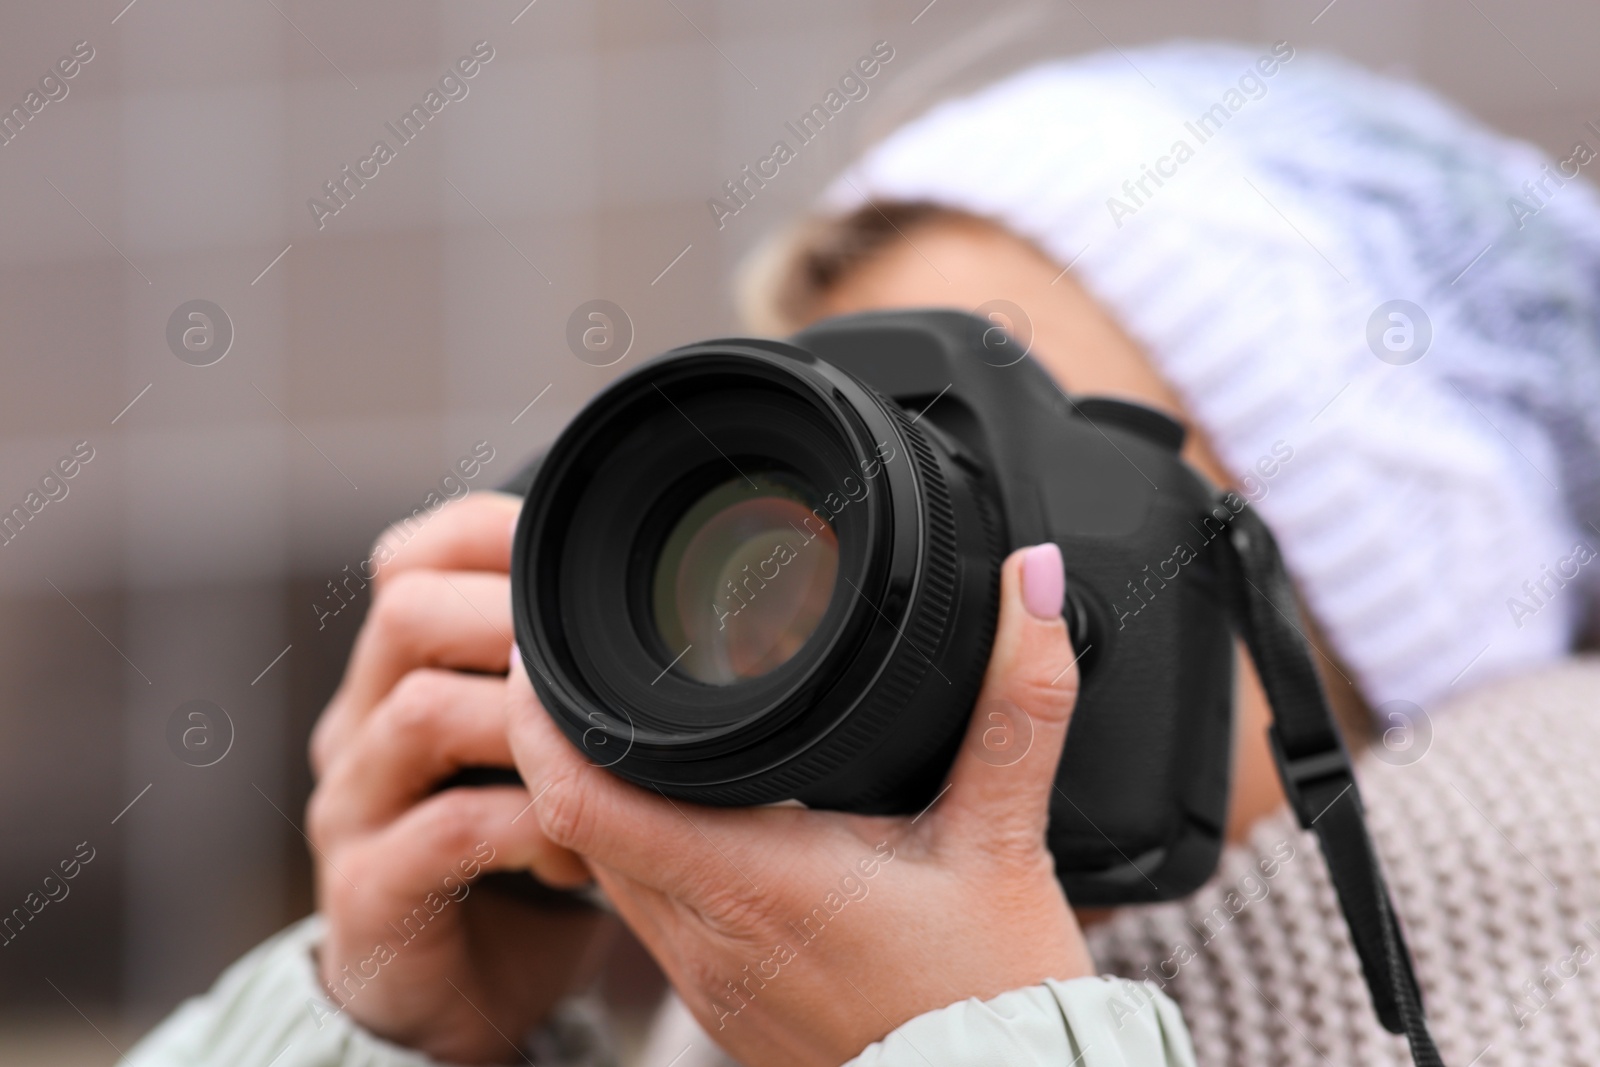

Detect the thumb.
[
  {"left": 504, "top": 648, "right": 756, "bottom": 903},
  {"left": 936, "top": 543, "right": 1080, "bottom": 853}
]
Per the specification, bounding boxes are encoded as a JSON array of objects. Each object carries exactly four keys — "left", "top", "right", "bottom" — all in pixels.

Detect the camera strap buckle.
[{"left": 1268, "top": 726, "right": 1358, "bottom": 831}]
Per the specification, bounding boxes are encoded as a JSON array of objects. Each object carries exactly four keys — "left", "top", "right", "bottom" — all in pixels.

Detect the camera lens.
[
  {"left": 651, "top": 473, "right": 839, "bottom": 686},
  {"left": 511, "top": 339, "right": 999, "bottom": 812}
]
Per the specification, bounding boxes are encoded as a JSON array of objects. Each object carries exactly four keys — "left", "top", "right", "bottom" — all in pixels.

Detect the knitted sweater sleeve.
[{"left": 843, "top": 977, "right": 1198, "bottom": 1067}]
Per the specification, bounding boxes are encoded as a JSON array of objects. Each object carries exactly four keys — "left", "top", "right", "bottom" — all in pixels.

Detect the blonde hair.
[{"left": 736, "top": 200, "right": 974, "bottom": 336}]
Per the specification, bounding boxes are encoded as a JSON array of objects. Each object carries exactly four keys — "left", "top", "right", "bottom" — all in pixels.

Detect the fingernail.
[
  {"left": 1021, "top": 543, "right": 1065, "bottom": 620},
  {"left": 509, "top": 640, "right": 522, "bottom": 676}
]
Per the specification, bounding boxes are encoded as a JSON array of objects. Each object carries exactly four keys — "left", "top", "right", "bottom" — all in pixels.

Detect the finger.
[
  {"left": 312, "top": 571, "right": 513, "bottom": 775},
  {"left": 313, "top": 670, "right": 517, "bottom": 838},
  {"left": 504, "top": 654, "right": 766, "bottom": 902},
  {"left": 937, "top": 544, "right": 1080, "bottom": 853},
  {"left": 367, "top": 491, "right": 522, "bottom": 592},
  {"left": 329, "top": 787, "right": 592, "bottom": 925}
]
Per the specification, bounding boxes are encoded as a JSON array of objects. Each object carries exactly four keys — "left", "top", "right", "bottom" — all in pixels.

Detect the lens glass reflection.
[{"left": 652, "top": 473, "right": 838, "bottom": 685}]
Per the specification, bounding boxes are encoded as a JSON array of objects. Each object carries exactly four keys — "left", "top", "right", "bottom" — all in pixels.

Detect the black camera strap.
[{"left": 1222, "top": 503, "right": 1444, "bottom": 1067}]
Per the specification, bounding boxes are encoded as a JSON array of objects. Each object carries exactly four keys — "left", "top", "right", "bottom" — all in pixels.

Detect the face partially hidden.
[
  {"left": 804, "top": 214, "right": 1296, "bottom": 871},
  {"left": 810, "top": 215, "right": 1241, "bottom": 486}
]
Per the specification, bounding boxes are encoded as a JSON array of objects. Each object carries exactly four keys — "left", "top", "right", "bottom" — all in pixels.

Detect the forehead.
[{"left": 814, "top": 216, "right": 1056, "bottom": 318}]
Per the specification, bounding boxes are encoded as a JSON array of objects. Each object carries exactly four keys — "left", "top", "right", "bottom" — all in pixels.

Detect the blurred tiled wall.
[{"left": 0, "top": 0, "right": 1594, "bottom": 1037}]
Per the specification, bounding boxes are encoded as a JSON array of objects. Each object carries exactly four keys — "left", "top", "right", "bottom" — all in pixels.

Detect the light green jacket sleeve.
[
  {"left": 125, "top": 916, "right": 454, "bottom": 1067},
  {"left": 127, "top": 917, "right": 1196, "bottom": 1067},
  {"left": 843, "top": 976, "right": 1197, "bottom": 1067}
]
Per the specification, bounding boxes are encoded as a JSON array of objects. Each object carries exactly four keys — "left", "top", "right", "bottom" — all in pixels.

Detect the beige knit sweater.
[{"left": 1084, "top": 657, "right": 1600, "bottom": 1066}]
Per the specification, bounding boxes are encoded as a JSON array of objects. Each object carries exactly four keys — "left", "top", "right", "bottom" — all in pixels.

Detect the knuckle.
[
  {"left": 419, "top": 795, "right": 484, "bottom": 858},
  {"left": 382, "top": 670, "right": 453, "bottom": 742},
  {"left": 1006, "top": 670, "right": 1076, "bottom": 727},
  {"left": 968, "top": 826, "right": 1053, "bottom": 873},
  {"left": 305, "top": 785, "right": 339, "bottom": 849},
  {"left": 535, "top": 770, "right": 595, "bottom": 851},
  {"left": 308, "top": 716, "right": 336, "bottom": 777},
  {"left": 696, "top": 883, "right": 773, "bottom": 936},
  {"left": 365, "top": 570, "right": 436, "bottom": 657},
  {"left": 367, "top": 524, "right": 413, "bottom": 587}
]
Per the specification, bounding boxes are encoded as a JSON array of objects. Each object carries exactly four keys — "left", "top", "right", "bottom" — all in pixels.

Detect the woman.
[{"left": 129, "top": 43, "right": 1600, "bottom": 1067}]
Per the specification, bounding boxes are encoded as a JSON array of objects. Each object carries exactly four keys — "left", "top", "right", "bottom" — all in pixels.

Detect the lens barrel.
[{"left": 511, "top": 339, "right": 1000, "bottom": 812}]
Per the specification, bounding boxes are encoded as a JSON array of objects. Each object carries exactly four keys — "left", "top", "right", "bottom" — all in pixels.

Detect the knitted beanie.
[
  {"left": 819, "top": 43, "right": 1600, "bottom": 712},
  {"left": 1084, "top": 657, "right": 1600, "bottom": 1066}
]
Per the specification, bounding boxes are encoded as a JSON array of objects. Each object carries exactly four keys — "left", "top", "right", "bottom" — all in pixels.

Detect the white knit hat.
[{"left": 821, "top": 43, "right": 1600, "bottom": 713}]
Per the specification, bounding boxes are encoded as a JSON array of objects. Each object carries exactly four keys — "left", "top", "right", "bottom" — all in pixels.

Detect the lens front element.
[{"left": 652, "top": 473, "right": 838, "bottom": 686}]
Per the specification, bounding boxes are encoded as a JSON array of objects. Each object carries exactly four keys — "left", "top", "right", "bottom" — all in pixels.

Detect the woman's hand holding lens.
[{"left": 508, "top": 544, "right": 1092, "bottom": 1067}]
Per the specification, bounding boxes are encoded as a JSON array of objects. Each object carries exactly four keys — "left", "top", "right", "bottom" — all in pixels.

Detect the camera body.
[
  {"left": 794, "top": 311, "right": 1237, "bottom": 903},
  {"left": 513, "top": 309, "right": 1237, "bottom": 905}
]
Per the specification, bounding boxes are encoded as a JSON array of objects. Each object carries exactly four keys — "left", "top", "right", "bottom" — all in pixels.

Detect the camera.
[
  {"left": 507, "top": 308, "right": 1442, "bottom": 1058},
  {"left": 510, "top": 309, "right": 1240, "bottom": 906}
]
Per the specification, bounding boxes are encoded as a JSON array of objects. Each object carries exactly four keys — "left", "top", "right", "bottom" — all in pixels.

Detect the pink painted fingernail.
[{"left": 1021, "top": 543, "right": 1065, "bottom": 620}]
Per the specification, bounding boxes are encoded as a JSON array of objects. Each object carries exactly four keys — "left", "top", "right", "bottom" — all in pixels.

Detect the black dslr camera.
[
  {"left": 512, "top": 309, "right": 1232, "bottom": 905},
  {"left": 508, "top": 309, "right": 1439, "bottom": 1062}
]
